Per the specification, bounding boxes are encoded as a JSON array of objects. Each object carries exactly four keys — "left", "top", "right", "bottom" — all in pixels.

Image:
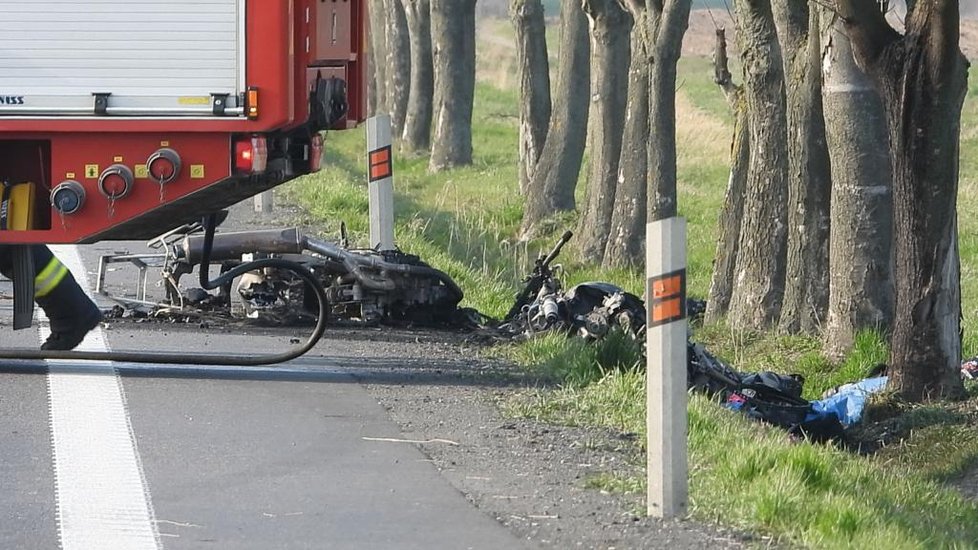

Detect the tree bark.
[
  {"left": 429, "top": 0, "right": 478, "bottom": 172},
  {"left": 646, "top": 0, "right": 692, "bottom": 221},
  {"left": 772, "top": 1, "right": 832, "bottom": 334},
  {"left": 578, "top": 0, "right": 631, "bottom": 262},
  {"left": 402, "top": 0, "right": 434, "bottom": 152},
  {"left": 726, "top": 0, "right": 789, "bottom": 330},
  {"left": 821, "top": 10, "right": 894, "bottom": 357},
  {"left": 705, "top": 28, "right": 749, "bottom": 324},
  {"left": 369, "top": 0, "right": 389, "bottom": 116},
  {"left": 511, "top": 0, "right": 552, "bottom": 195},
  {"left": 604, "top": 0, "right": 649, "bottom": 268},
  {"left": 385, "top": 0, "right": 412, "bottom": 138},
  {"left": 367, "top": 19, "right": 378, "bottom": 116},
  {"left": 520, "top": 1, "right": 590, "bottom": 236},
  {"left": 838, "top": 0, "right": 967, "bottom": 401}
]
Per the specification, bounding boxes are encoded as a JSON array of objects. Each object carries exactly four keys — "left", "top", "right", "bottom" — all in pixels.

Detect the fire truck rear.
[{"left": 0, "top": 0, "right": 366, "bottom": 243}]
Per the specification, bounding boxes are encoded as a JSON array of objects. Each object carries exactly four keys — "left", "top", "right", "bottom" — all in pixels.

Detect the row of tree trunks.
[
  {"left": 429, "top": 0, "right": 478, "bottom": 171},
  {"left": 520, "top": 2, "right": 591, "bottom": 236},
  {"left": 646, "top": 0, "right": 692, "bottom": 222},
  {"left": 368, "top": 0, "right": 468, "bottom": 162},
  {"left": 511, "top": 0, "right": 552, "bottom": 195},
  {"left": 604, "top": 0, "right": 650, "bottom": 268},
  {"left": 578, "top": 0, "right": 631, "bottom": 262},
  {"left": 821, "top": 11, "right": 894, "bottom": 357},
  {"left": 401, "top": 0, "right": 434, "bottom": 152},
  {"left": 705, "top": 28, "right": 749, "bottom": 324},
  {"left": 838, "top": 0, "right": 967, "bottom": 401},
  {"left": 726, "top": 0, "right": 789, "bottom": 331}
]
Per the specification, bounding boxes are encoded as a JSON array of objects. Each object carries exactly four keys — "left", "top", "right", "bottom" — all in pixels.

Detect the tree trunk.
[
  {"left": 429, "top": 0, "right": 477, "bottom": 172},
  {"left": 773, "top": 1, "right": 831, "bottom": 334},
  {"left": 385, "top": 0, "right": 412, "bottom": 138},
  {"left": 821, "top": 11, "right": 894, "bottom": 357},
  {"left": 369, "top": 0, "right": 389, "bottom": 116},
  {"left": 520, "top": 1, "right": 590, "bottom": 236},
  {"left": 578, "top": 0, "right": 631, "bottom": 262},
  {"left": 646, "top": 0, "right": 692, "bottom": 221},
  {"left": 838, "top": 0, "right": 967, "bottom": 401},
  {"left": 367, "top": 20, "right": 378, "bottom": 116},
  {"left": 705, "top": 28, "right": 749, "bottom": 324},
  {"left": 402, "top": 0, "right": 434, "bottom": 152},
  {"left": 511, "top": 0, "right": 552, "bottom": 195},
  {"left": 726, "top": 0, "right": 789, "bottom": 330},
  {"left": 603, "top": 1, "right": 649, "bottom": 268}
]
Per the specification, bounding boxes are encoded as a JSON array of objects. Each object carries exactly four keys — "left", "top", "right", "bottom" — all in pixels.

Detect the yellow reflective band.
[{"left": 34, "top": 258, "right": 69, "bottom": 298}]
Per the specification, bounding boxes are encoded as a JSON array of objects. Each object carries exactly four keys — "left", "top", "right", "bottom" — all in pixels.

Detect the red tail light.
[{"left": 235, "top": 136, "right": 268, "bottom": 174}]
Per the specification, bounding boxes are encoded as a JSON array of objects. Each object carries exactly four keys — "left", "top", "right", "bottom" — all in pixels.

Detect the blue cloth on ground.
[{"left": 808, "top": 376, "right": 888, "bottom": 427}]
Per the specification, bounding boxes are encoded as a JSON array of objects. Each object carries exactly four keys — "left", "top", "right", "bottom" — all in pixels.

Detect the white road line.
[{"left": 43, "top": 245, "right": 159, "bottom": 550}]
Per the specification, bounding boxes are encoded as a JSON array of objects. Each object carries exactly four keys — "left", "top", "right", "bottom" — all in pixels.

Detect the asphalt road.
[{"left": 0, "top": 240, "right": 530, "bottom": 549}]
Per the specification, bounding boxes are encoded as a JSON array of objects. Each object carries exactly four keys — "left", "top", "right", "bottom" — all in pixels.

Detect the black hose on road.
[{"left": 0, "top": 214, "right": 330, "bottom": 367}]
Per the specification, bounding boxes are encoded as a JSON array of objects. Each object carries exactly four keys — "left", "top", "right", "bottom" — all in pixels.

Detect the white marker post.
[
  {"left": 254, "top": 190, "right": 273, "bottom": 213},
  {"left": 646, "top": 217, "right": 688, "bottom": 519},
  {"left": 366, "top": 114, "right": 395, "bottom": 251}
]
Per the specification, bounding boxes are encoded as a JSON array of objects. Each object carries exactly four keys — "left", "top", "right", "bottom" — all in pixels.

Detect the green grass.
[
  {"left": 495, "top": 329, "right": 644, "bottom": 387},
  {"left": 283, "top": 31, "right": 978, "bottom": 550},
  {"left": 687, "top": 397, "right": 978, "bottom": 548},
  {"left": 510, "top": 376, "right": 978, "bottom": 548}
]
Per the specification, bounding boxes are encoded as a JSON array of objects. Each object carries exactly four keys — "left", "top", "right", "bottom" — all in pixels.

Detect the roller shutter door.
[{"left": 0, "top": 0, "right": 244, "bottom": 116}]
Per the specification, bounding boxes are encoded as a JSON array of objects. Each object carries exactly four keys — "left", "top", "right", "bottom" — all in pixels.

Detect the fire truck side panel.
[{"left": 0, "top": 0, "right": 365, "bottom": 244}]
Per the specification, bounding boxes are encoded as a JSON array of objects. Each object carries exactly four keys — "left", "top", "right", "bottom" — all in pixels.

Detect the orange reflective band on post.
[
  {"left": 652, "top": 298, "right": 683, "bottom": 322},
  {"left": 647, "top": 269, "right": 686, "bottom": 327},
  {"left": 368, "top": 145, "right": 393, "bottom": 182},
  {"left": 652, "top": 274, "right": 683, "bottom": 300}
]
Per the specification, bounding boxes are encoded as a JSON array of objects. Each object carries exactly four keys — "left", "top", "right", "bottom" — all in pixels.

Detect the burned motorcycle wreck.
[
  {"left": 497, "top": 231, "right": 648, "bottom": 341},
  {"left": 496, "top": 230, "right": 706, "bottom": 342},
  {"left": 98, "top": 225, "right": 465, "bottom": 326}
]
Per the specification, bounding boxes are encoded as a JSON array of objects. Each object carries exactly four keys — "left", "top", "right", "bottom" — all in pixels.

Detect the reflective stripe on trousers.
[{"left": 35, "top": 256, "right": 69, "bottom": 298}]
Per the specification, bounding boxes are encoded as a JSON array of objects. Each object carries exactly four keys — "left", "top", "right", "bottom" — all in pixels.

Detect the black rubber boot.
[
  {"left": 36, "top": 276, "right": 103, "bottom": 351},
  {"left": 24, "top": 246, "right": 103, "bottom": 351},
  {"left": 0, "top": 245, "right": 102, "bottom": 351}
]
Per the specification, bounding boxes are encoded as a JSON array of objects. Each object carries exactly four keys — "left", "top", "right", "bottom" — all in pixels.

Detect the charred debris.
[{"left": 99, "top": 222, "right": 689, "bottom": 342}]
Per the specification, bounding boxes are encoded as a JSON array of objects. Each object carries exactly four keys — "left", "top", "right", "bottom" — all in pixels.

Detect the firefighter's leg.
[{"left": 27, "top": 246, "right": 102, "bottom": 350}]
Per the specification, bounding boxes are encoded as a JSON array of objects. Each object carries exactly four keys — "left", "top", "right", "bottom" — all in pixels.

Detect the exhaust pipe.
[{"left": 181, "top": 227, "right": 304, "bottom": 264}]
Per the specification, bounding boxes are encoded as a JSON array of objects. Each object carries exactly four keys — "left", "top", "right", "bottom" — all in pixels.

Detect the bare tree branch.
[{"left": 835, "top": 0, "right": 900, "bottom": 70}]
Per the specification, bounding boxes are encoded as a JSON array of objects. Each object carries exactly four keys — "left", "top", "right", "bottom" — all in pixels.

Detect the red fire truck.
[{"left": 0, "top": 0, "right": 366, "bottom": 243}]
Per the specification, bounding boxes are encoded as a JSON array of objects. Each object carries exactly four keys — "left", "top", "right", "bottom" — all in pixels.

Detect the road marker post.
[
  {"left": 366, "top": 114, "right": 395, "bottom": 251},
  {"left": 254, "top": 190, "right": 273, "bottom": 213},
  {"left": 646, "top": 217, "right": 688, "bottom": 519}
]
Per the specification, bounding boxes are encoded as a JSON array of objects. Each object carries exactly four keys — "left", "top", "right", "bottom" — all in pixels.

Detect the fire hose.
[{"left": 0, "top": 214, "right": 329, "bottom": 366}]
